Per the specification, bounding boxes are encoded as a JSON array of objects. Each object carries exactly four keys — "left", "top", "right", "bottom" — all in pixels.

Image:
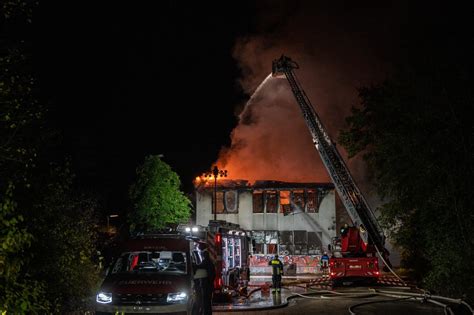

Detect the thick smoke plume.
[{"left": 216, "top": 2, "right": 401, "bottom": 192}]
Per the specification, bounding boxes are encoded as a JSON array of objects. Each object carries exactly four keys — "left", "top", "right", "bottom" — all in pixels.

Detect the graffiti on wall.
[{"left": 249, "top": 254, "right": 320, "bottom": 267}]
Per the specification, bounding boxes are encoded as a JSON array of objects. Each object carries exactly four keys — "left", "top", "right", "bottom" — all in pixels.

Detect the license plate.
[{"left": 349, "top": 265, "right": 361, "bottom": 269}]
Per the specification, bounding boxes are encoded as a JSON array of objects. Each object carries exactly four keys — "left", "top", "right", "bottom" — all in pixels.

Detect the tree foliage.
[
  {"left": 0, "top": 184, "right": 48, "bottom": 313},
  {"left": 339, "top": 38, "right": 474, "bottom": 298},
  {"left": 26, "top": 166, "right": 101, "bottom": 312},
  {"left": 0, "top": 1, "right": 101, "bottom": 313},
  {"left": 129, "top": 155, "right": 191, "bottom": 232}
]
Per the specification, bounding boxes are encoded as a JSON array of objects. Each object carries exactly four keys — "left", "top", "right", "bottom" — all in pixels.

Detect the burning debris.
[{"left": 194, "top": 177, "right": 250, "bottom": 190}]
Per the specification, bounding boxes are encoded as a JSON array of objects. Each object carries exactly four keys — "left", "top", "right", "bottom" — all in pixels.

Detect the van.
[{"left": 95, "top": 233, "right": 203, "bottom": 315}]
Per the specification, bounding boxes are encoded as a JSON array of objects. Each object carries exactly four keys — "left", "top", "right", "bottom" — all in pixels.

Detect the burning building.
[{"left": 194, "top": 178, "right": 343, "bottom": 274}]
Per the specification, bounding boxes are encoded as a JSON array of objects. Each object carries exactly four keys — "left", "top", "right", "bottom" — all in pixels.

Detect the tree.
[
  {"left": 129, "top": 155, "right": 191, "bottom": 232},
  {"left": 338, "top": 36, "right": 474, "bottom": 298},
  {"left": 0, "top": 184, "right": 49, "bottom": 313},
  {"left": 0, "top": 3, "right": 51, "bottom": 313},
  {"left": 1, "top": 2, "right": 102, "bottom": 312},
  {"left": 25, "top": 165, "right": 101, "bottom": 313}
]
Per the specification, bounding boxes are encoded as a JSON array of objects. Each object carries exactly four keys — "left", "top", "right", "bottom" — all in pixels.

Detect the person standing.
[
  {"left": 199, "top": 249, "right": 215, "bottom": 314},
  {"left": 320, "top": 252, "right": 330, "bottom": 274},
  {"left": 268, "top": 254, "right": 283, "bottom": 293}
]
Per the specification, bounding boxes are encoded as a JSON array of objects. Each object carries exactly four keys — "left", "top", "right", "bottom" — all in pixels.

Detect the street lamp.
[
  {"left": 107, "top": 214, "right": 119, "bottom": 233},
  {"left": 204, "top": 166, "right": 227, "bottom": 221}
]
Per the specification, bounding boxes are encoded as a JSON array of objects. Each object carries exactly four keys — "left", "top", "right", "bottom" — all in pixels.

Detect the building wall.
[
  {"left": 195, "top": 184, "right": 402, "bottom": 271},
  {"left": 196, "top": 190, "right": 253, "bottom": 228},
  {"left": 196, "top": 187, "right": 337, "bottom": 248}
]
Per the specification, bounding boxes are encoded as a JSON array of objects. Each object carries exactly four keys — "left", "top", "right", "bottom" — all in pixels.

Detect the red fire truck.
[
  {"left": 203, "top": 220, "right": 250, "bottom": 302},
  {"left": 328, "top": 226, "right": 380, "bottom": 285},
  {"left": 272, "top": 55, "right": 392, "bottom": 285}
]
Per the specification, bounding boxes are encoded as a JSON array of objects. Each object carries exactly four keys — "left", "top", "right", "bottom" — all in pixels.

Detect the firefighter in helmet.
[{"left": 268, "top": 254, "right": 283, "bottom": 293}]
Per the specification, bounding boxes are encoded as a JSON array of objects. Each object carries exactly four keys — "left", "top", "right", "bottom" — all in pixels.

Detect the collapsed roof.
[{"left": 194, "top": 179, "right": 333, "bottom": 191}]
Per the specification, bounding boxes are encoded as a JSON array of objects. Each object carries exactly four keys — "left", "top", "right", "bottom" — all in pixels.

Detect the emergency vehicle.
[
  {"left": 328, "top": 226, "right": 380, "bottom": 284},
  {"left": 95, "top": 232, "right": 202, "bottom": 315},
  {"left": 272, "top": 55, "right": 391, "bottom": 284},
  {"left": 202, "top": 220, "right": 250, "bottom": 301}
]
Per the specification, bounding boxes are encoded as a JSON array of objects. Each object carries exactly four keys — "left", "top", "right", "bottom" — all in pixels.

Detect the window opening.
[
  {"left": 253, "top": 190, "right": 264, "bottom": 213},
  {"left": 306, "top": 189, "right": 318, "bottom": 213},
  {"left": 265, "top": 190, "right": 278, "bottom": 213},
  {"left": 280, "top": 191, "right": 291, "bottom": 215}
]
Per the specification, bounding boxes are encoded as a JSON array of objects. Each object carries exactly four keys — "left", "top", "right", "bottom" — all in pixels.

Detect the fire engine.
[
  {"left": 184, "top": 220, "right": 250, "bottom": 302},
  {"left": 272, "top": 55, "right": 391, "bottom": 284}
]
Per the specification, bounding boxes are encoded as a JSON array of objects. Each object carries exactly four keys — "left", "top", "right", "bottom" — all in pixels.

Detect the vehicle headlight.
[
  {"left": 96, "top": 292, "right": 113, "bottom": 304},
  {"left": 167, "top": 292, "right": 187, "bottom": 303}
]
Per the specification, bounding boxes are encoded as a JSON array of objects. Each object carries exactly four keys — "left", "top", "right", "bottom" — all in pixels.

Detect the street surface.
[
  {"left": 214, "top": 291, "right": 445, "bottom": 315},
  {"left": 213, "top": 274, "right": 470, "bottom": 315}
]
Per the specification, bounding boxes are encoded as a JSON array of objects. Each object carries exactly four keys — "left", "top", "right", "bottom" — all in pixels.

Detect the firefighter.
[
  {"left": 320, "top": 251, "right": 329, "bottom": 274},
  {"left": 268, "top": 254, "right": 283, "bottom": 293},
  {"left": 199, "top": 249, "right": 215, "bottom": 315}
]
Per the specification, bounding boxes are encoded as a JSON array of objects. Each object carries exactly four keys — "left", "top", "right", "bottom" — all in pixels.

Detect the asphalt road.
[
  {"left": 250, "top": 295, "right": 444, "bottom": 315},
  {"left": 213, "top": 286, "right": 464, "bottom": 315}
]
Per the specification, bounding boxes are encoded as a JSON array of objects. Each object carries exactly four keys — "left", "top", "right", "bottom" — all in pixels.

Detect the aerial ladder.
[{"left": 271, "top": 55, "right": 391, "bottom": 274}]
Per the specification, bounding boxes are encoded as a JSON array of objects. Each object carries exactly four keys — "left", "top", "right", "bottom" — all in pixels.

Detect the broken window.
[
  {"left": 306, "top": 189, "right": 318, "bottom": 213},
  {"left": 253, "top": 190, "right": 264, "bottom": 213},
  {"left": 294, "top": 230, "right": 308, "bottom": 255},
  {"left": 265, "top": 231, "right": 279, "bottom": 244},
  {"left": 291, "top": 190, "right": 305, "bottom": 213},
  {"left": 251, "top": 231, "right": 265, "bottom": 254},
  {"left": 267, "top": 244, "right": 278, "bottom": 254},
  {"left": 308, "top": 232, "right": 322, "bottom": 254},
  {"left": 253, "top": 243, "right": 264, "bottom": 254},
  {"left": 265, "top": 190, "right": 278, "bottom": 213},
  {"left": 294, "top": 230, "right": 307, "bottom": 245},
  {"left": 252, "top": 231, "right": 265, "bottom": 244},
  {"left": 225, "top": 190, "right": 238, "bottom": 213},
  {"left": 279, "top": 231, "right": 293, "bottom": 245},
  {"left": 280, "top": 190, "right": 291, "bottom": 215}
]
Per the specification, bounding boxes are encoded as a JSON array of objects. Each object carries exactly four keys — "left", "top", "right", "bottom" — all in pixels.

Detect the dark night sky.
[
  {"left": 30, "top": 1, "right": 469, "bottom": 214},
  {"left": 34, "top": 1, "right": 258, "bottom": 212}
]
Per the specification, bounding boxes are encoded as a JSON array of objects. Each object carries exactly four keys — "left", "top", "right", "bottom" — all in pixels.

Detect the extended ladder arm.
[{"left": 272, "top": 55, "right": 387, "bottom": 257}]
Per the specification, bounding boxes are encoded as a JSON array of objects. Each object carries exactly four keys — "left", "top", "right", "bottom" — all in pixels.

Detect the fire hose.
[
  {"left": 373, "top": 244, "right": 405, "bottom": 284},
  {"left": 285, "top": 287, "right": 474, "bottom": 315}
]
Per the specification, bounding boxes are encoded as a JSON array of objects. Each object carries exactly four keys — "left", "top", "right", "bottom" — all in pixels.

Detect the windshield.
[{"left": 111, "top": 251, "right": 188, "bottom": 275}]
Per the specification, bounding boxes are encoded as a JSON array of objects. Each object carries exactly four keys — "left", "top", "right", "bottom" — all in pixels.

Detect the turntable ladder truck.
[{"left": 272, "top": 55, "right": 391, "bottom": 283}]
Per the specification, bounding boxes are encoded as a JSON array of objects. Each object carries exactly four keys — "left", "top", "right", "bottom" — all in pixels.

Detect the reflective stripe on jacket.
[{"left": 269, "top": 259, "right": 283, "bottom": 276}]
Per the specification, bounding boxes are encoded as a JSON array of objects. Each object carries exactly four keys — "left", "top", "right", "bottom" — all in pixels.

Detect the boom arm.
[{"left": 272, "top": 55, "right": 387, "bottom": 255}]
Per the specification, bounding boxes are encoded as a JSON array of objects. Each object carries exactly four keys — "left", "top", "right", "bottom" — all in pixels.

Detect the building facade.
[{"left": 195, "top": 179, "right": 339, "bottom": 273}]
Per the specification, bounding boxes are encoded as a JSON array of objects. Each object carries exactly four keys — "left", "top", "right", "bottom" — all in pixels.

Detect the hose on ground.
[
  {"left": 243, "top": 282, "right": 473, "bottom": 314},
  {"left": 287, "top": 287, "right": 471, "bottom": 315},
  {"left": 374, "top": 244, "right": 406, "bottom": 285},
  {"left": 348, "top": 296, "right": 414, "bottom": 315}
]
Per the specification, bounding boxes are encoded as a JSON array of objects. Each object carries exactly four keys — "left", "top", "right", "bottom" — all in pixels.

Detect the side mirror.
[
  {"left": 327, "top": 244, "right": 332, "bottom": 251},
  {"left": 194, "top": 268, "right": 208, "bottom": 280}
]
